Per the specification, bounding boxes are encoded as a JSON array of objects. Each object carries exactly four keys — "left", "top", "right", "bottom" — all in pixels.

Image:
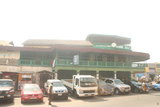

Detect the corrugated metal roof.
[
  {"left": 51, "top": 45, "right": 150, "bottom": 61},
  {"left": 23, "top": 39, "right": 92, "bottom": 46},
  {"left": 0, "top": 40, "right": 14, "bottom": 46},
  {"left": 86, "top": 34, "right": 131, "bottom": 45}
]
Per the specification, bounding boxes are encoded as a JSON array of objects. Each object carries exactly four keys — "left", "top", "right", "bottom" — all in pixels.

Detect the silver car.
[
  {"left": 104, "top": 78, "right": 131, "bottom": 95},
  {"left": 98, "top": 80, "right": 115, "bottom": 96},
  {"left": 44, "top": 79, "right": 68, "bottom": 100}
]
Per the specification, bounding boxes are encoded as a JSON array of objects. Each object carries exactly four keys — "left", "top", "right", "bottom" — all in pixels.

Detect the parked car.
[
  {"left": 97, "top": 79, "right": 115, "bottom": 96},
  {"left": 0, "top": 79, "right": 15, "bottom": 103},
  {"left": 44, "top": 79, "right": 68, "bottom": 100},
  {"left": 103, "top": 78, "right": 131, "bottom": 95},
  {"left": 152, "top": 81, "right": 160, "bottom": 91},
  {"left": 21, "top": 84, "right": 43, "bottom": 103},
  {"left": 127, "top": 81, "right": 150, "bottom": 93}
]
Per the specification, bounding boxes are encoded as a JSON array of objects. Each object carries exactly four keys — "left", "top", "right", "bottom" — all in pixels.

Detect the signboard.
[
  {"left": 22, "top": 75, "right": 32, "bottom": 78},
  {"left": 73, "top": 55, "right": 79, "bottom": 65}
]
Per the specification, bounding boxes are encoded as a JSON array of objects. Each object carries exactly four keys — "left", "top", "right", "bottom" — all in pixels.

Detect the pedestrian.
[{"left": 48, "top": 83, "right": 53, "bottom": 105}]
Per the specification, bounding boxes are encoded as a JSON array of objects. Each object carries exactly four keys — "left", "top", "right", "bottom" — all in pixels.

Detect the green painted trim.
[
  {"left": 55, "top": 59, "right": 147, "bottom": 69},
  {"left": 93, "top": 43, "right": 131, "bottom": 51},
  {"left": 19, "top": 59, "right": 51, "bottom": 67},
  {"left": 53, "top": 66, "right": 145, "bottom": 73}
]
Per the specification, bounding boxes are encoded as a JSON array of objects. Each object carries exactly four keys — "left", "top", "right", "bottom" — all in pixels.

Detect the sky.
[{"left": 0, "top": 0, "right": 160, "bottom": 63}]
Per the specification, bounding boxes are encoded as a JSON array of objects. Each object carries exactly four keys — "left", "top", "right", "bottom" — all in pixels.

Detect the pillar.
[
  {"left": 54, "top": 70, "right": 58, "bottom": 79},
  {"left": 96, "top": 70, "right": 99, "bottom": 79},
  {"left": 77, "top": 70, "right": 80, "bottom": 75},
  {"left": 114, "top": 71, "right": 117, "bottom": 79}
]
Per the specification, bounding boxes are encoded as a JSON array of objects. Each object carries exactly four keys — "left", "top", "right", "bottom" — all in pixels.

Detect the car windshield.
[
  {"left": 114, "top": 79, "right": 124, "bottom": 84},
  {"left": 52, "top": 82, "right": 64, "bottom": 87},
  {"left": 131, "top": 81, "right": 142, "bottom": 86},
  {"left": 80, "top": 77, "right": 97, "bottom": 87},
  {"left": 24, "top": 84, "right": 40, "bottom": 91},
  {"left": 0, "top": 81, "right": 13, "bottom": 87}
]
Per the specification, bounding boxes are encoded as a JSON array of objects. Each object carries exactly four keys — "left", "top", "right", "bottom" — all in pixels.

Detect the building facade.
[{"left": 0, "top": 34, "right": 150, "bottom": 89}]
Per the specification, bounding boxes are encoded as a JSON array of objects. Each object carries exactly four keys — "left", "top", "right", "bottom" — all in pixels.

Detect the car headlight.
[
  {"left": 6, "top": 88, "right": 14, "bottom": 94},
  {"left": 119, "top": 87, "right": 124, "bottom": 90},
  {"left": 101, "top": 88, "right": 105, "bottom": 92},
  {"left": 79, "top": 90, "right": 83, "bottom": 94},
  {"left": 38, "top": 94, "right": 43, "bottom": 97},
  {"left": 64, "top": 90, "right": 68, "bottom": 93}
]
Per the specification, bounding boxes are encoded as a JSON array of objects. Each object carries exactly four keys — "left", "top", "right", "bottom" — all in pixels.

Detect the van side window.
[{"left": 75, "top": 79, "right": 79, "bottom": 86}]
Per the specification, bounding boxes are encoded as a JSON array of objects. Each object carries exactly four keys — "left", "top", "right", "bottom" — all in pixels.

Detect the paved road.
[{"left": 1, "top": 91, "right": 160, "bottom": 107}]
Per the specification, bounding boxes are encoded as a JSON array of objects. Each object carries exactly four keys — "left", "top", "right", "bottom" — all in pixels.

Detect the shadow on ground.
[{"left": 0, "top": 101, "right": 14, "bottom": 107}]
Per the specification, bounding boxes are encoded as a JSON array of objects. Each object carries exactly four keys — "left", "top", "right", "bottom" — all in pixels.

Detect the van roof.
[
  {"left": 47, "top": 79, "right": 61, "bottom": 83},
  {"left": 0, "top": 79, "right": 13, "bottom": 81}
]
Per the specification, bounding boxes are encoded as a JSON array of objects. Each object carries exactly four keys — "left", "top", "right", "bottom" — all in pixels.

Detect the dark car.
[
  {"left": 127, "top": 81, "right": 149, "bottom": 93},
  {"left": 0, "top": 79, "right": 15, "bottom": 103}
]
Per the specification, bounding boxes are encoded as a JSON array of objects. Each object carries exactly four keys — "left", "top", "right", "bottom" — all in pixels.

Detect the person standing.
[{"left": 48, "top": 83, "right": 53, "bottom": 105}]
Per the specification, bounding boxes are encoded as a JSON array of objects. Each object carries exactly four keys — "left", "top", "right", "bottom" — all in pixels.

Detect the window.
[{"left": 75, "top": 78, "right": 79, "bottom": 86}]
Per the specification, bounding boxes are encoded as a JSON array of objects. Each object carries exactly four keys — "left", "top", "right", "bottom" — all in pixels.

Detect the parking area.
[{"left": 1, "top": 91, "right": 160, "bottom": 107}]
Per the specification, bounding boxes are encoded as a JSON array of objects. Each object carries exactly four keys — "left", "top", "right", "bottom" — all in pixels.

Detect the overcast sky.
[{"left": 0, "top": 0, "right": 160, "bottom": 62}]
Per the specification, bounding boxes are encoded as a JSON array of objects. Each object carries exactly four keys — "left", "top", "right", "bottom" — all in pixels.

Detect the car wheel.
[
  {"left": 21, "top": 100, "right": 25, "bottom": 104},
  {"left": 110, "top": 92, "right": 114, "bottom": 96},
  {"left": 98, "top": 89, "right": 102, "bottom": 96},
  {"left": 134, "top": 88, "right": 139, "bottom": 93},
  {"left": 40, "top": 99, "right": 43, "bottom": 103},
  {"left": 114, "top": 88, "right": 120, "bottom": 95},
  {"left": 10, "top": 98, "right": 14, "bottom": 103},
  {"left": 65, "top": 96, "right": 68, "bottom": 100},
  {"left": 74, "top": 90, "right": 79, "bottom": 98}
]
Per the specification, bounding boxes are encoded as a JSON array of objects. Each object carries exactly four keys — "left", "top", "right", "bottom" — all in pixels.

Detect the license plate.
[
  {"left": 30, "top": 97, "right": 36, "bottom": 99},
  {"left": 0, "top": 96, "right": 4, "bottom": 98},
  {"left": 58, "top": 93, "right": 62, "bottom": 96},
  {"left": 85, "top": 94, "right": 89, "bottom": 96}
]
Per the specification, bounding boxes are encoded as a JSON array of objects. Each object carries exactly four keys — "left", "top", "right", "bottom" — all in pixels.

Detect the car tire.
[
  {"left": 110, "top": 92, "right": 114, "bottom": 96},
  {"left": 98, "top": 89, "right": 102, "bottom": 96},
  {"left": 74, "top": 90, "right": 79, "bottom": 98},
  {"left": 65, "top": 96, "right": 68, "bottom": 100},
  {"left": 134, "top": 88, "right": 139, "bottom": 93},
  {"left": 21, "top": 100, "right": 25, "bottom": 104},
  {"left": 114, "top": 88, "right": 120, "bottom": 95},
  {"left": 40, "top": 99, "right": 43, "bottom": 103},
  {"left": 10, "top": 98, "right": 14, "bottom": 103}
]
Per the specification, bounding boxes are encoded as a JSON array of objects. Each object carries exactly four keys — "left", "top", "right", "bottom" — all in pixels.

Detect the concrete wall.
[
  {"left": 0, "top": 65, "right": 52, "bottom": 73},
  {"left": 0, "top": 51, "right": 20, "bottom": 59}
]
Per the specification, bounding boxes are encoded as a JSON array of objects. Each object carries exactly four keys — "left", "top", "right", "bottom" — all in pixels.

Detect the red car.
[{"left": 21, "top": 84, "right": 43, "bottom": 103}]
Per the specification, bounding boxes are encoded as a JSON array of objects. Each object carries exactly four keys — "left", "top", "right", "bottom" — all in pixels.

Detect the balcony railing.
[
  {"left": 18, "top": 59, "right": 147, "bottom": 69},
  {"left": 55, "top": 59, "right": 147, "bottom": 68},
  {"left": 19, "top": 59, "right": 51, "bottom": 67}
]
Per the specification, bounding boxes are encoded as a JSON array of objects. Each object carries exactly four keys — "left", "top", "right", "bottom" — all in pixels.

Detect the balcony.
[
  {"left": 55, "top": 59, "right": 147, "bottom": 68},
  {"left": 18, "top": 59, "right": 147, "bottom": 69},
  {"left": 19, "top": 59, "right": 51, "bottom": 67}
]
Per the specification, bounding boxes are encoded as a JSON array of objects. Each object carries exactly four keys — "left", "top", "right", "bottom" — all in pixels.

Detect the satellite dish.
[{"left": 111, "top": 43, "right": 117, "bottom": 47}]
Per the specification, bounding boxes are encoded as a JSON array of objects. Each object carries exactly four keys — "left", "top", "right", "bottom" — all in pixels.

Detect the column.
[
  {"left": 54, "top": 70, "right": 58, "bottom": 79},
  {"left": 96, "top": 70, "right": 99, "bottom": 79},
  {"left": 114, "top": 71, "right": 117, "bottom": 79},
  {"left": 77, "top": 70, "right": 80, "bottom": 75}
]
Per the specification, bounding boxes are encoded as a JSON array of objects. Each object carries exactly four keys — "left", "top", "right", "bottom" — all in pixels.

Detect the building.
[
  {"left": 0, "top": 45, "right": 53, "bottom": 89},
  {"left": 0, "top": 34, "right": 150, "bottom": 89},
  {"left": 144, "top": 63, "right": 160, "bottom": 80},
  {"left": 23, "top": 34, "right": 150, "bottom": 81}
]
